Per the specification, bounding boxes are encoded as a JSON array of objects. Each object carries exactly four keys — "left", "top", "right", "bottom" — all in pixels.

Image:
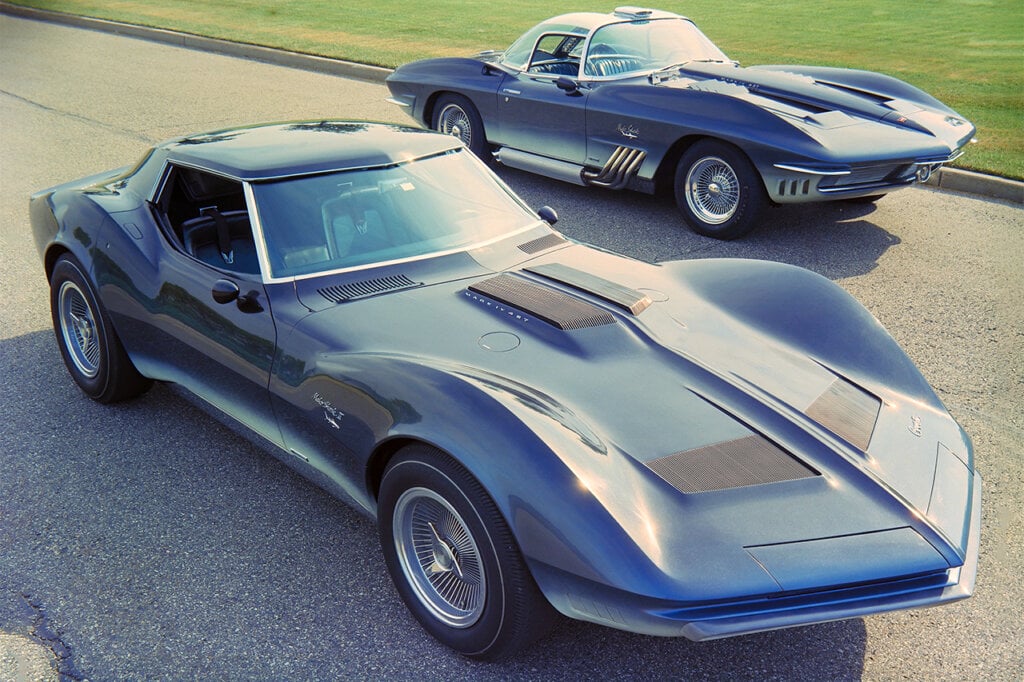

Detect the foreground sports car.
[
  {"left": 31, "top": 121, "right": 979, "bottom": 660},
  {"left": 386, "top": 7, "right": 976, "bottom": 239}
]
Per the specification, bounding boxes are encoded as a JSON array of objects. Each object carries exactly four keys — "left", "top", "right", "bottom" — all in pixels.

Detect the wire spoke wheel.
[
  {"left": 393, "top": 486, "right": 486, "bottom": 628},
  {"left": 685, "top": 156, "right": 740, "bottom": 224},
  {"left": 58, "top": 280, "right": 101, "bottom": 378},
  {"left": 437, "top": 104, "right": 474, "bottom": 148}
]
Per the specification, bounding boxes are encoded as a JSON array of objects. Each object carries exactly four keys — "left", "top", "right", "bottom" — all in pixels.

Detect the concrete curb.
[
  {"left": 0, "top": 2, "right": 391, "bottom": 83},
  {"left": 3, "top": 1, "right": 1022, "bottom": 206}
]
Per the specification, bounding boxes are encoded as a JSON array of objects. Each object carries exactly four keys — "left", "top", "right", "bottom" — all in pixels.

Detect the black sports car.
[
  {"left": 31, "top": 121, "right": 980, "bottom": 660},
  {"left": 386, "top": 7, "right": 976, "bottom": 239}
]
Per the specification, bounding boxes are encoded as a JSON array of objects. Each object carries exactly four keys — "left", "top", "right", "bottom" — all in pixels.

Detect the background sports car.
[
  {"left": 385, "top": 7, "right": 976, "bottom": 239},
  {"left": 31, "top": 121, "right": 979, "bottom": 660}
]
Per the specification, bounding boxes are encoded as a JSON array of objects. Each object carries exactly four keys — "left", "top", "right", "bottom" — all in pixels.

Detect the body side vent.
[
  {"left": 647, "top": 435, "right": 817, "bottom": 493},
  {"left": 525, "top": 263, "right": 652, "bottom": 315},
  {"left": 318, "top": 274, "right": 419, "bottom": 303},
  {"left": 805, "top": 377, "right": 880, "bottom": 451},
  {"left": 468, "top": 274, "right": 616, "bottom": 330}
]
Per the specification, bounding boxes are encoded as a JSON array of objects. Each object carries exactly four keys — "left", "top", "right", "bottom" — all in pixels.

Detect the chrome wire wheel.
[
  {"left": 57, "top": 280, "right": 101, "bottom": 379},
  {"left": 436, "top": 103, "right": 474, "bottom": 148},
  {"left": 685, "top": 155, "right": 741, "bottom": 225},
  {"left": 392, "top": 486, "right": 486, "bottom": 628}
]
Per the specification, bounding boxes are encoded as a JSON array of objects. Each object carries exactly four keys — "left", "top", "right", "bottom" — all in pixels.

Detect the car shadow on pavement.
[
  {"left": 495, "top": 166, "right": 902, "bottom": 282},
  {"left": 3, "top": 329, "right": 869, "bottom": 679}
]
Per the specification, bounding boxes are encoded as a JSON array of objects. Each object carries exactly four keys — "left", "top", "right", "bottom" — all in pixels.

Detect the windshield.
[
  {"left": 252, "top": 149, "right": 540, "bottom": 279},
  {"left": 584, "top": 18, "right": 729, "bottom": 78}
]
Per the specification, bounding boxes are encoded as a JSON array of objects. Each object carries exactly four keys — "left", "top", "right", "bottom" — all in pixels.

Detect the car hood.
[
  {"left": 659, "top": 62, "right": 973, "bottom": 151},
  {"left": 296, "top": 244, "right": 974, "bottom": 591}
]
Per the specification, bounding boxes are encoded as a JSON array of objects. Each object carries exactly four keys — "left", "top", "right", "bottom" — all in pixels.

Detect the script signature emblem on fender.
[
  {"left": 617, "top": 123, "right": 639, "bottom": 140},
  {"left": 908, "top": 415, "right": 923, "bottom": 437}
]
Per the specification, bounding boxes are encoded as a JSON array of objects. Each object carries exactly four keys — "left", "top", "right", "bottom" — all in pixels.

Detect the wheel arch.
[{"left": 653, "top": 135, "right": 770, "bottom": 197}]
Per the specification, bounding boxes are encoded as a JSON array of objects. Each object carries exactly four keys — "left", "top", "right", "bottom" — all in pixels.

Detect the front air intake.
[
  {"left": 468, "top": 274, "right": 616, "bottom": 330},
  {"left": 646, "top": 435, "right": 817, "bottom": 493}
]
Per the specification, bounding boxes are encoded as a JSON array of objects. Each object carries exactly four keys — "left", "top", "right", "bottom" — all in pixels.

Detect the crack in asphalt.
[
  {"left": 19, "top": 593, "right": 86, "bottom": 682},
  {"left": 0, "top": 88, "right": 156, "bottom": 145}
]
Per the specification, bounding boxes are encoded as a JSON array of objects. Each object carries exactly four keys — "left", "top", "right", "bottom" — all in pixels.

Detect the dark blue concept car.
[
  {"left": 31, "top": 121, "right": 980, "bottom": 660},
  {"left": 386, "top": 7, "right": 976, "bottom": 239}
]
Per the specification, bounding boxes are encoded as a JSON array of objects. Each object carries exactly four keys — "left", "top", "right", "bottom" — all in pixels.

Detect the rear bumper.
[{"left": 533, "top": 469, "right": 981, "bottom": 640}]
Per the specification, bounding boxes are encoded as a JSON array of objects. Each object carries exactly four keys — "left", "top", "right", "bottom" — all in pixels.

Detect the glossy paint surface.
[
  {"left": 29, "top": 121, "right": 979, "bottom": 641},
  {"left": 385, "top": 10, "right": 976, "bottom": 204}
]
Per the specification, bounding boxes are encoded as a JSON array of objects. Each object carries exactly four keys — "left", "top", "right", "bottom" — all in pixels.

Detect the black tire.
[
  {"left": 674, "top": 140, "right": 766, "bottom": 240},
  {"left": 378, "top": 445, "right": 555, "bottom": 660},
  {"left": 50, "top": 255, "right": 151, "bottom": 403},
  {"left": 432, "top": 94, "right": 487, "bottom": 158}
]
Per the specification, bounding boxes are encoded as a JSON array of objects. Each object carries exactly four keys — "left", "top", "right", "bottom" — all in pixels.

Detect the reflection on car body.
[{"left": 387, "top": 6, "right": 976, "bottom": 239}]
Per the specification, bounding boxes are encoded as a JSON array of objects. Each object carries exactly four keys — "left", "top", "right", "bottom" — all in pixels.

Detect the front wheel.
[
  {"left": 50, "top": 255, "right": 151, "bottom": 403},
  {"left": 378, "top": 445, "right": 554, "bottom": 660},
  {"left": 674, "top": 140, "right": 765, "bottom": 240},
  {"left": 432, "top": 94, "right": 487, "bottom": 158}
]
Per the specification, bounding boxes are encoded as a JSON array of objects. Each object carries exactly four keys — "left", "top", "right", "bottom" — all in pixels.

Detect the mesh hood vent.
[
  {"left": 469, "top": 274, "right": 616, "bottom": 330},
  {"left": 526, "top": 263, "right": 652, "bottom": 316},
  {"left": 805, "top": 377, "right": 880, "bottom": 451},
  {"left": 318, "top": 274, "right": 419, "bottom": 303},
  {"left": 647, "top": 435, "right": 817, "bottom": 494},
  {"left": 518, "top": 233, "right": 566, "bottom": 254}
]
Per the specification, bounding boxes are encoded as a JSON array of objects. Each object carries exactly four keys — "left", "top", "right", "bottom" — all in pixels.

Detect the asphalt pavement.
[{"left": 1, "top": 11, "right": 1022, "bottom": 681}]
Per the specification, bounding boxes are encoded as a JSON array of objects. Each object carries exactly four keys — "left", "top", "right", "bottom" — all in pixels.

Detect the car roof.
[
  {"left": 160, "top": 121, "right": 463, "bottom": 181},
  {"left": 539, "top": 7, "right": 686, "bottom": 34}
]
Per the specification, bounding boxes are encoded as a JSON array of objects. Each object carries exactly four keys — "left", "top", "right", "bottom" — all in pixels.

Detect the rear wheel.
[
  {"left": 674, "top": 140, "right": 765, "bottom": 240},
  {"left": 378, "top": 445, "right": 554, "bottom": 660},
  {"left": 432, "top": 94, "right": 487, "bottom": 158},
  {"left": 50, "top": 255, "right": 151, "bottom": 403}
]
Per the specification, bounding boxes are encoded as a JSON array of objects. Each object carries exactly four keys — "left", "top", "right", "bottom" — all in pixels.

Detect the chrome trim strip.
[
  {"left": 385, "top": 97, "right": 413, "bottom": 108},
  {"left": 773, "top": 164, "right": 851, "bottom": 176},
  {"left": 817, "top": 178, "right": 916, "bottom": 194}
]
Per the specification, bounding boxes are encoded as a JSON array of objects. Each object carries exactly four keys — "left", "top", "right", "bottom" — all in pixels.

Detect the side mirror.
[
  {"left": 555, "top": 76, "right": 580, "bottom": 94},
  {"left": 212, "top": 279, "right": 263, "bottom": 313},
  {"left": 537, "top": 206, "right": 558, "bottom": 225},
  {"left": 212, "top": 279, "right": 240, "bottom": 304}
]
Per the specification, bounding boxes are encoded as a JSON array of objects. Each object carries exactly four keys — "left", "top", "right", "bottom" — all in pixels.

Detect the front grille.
[
  {"left": 646, "top": 435, "right": 817, "bottom": 494},
  {"left": 468, "top": 274, "right": 616, "bottom": 330}
]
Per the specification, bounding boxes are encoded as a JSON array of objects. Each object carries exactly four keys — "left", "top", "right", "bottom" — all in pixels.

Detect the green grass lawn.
[{"left": 12, "top": 0, "right": 1024, "bottom": 179}]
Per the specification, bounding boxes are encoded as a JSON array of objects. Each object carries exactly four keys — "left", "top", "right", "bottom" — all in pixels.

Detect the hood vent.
[
  {"left": 318, "top": 274, "right": 419, "bottom": 303},
  {"left": 469, "top": 274, "right": 616, "bottom": 330},
  {"left": 647, "top": 435, "right": 818, "bottom": 494},
  {"left": 526, "top": 263, "right": 652, "bottom": 316},
  {"left": 518, "top": 233, "right": 567, "bottom": 254},
  {"left": 805, "top": 376, "right": 880, "bottom": 451}
]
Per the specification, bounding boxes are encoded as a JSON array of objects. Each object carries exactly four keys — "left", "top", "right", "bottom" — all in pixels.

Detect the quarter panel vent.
[
  {"left": 468, "top": 274, "right": 616, "bottom": 330},
  {"left": 318, "top": 274, "right": 419, "bottom": 303},
  {"left": 647, "top": 435, "right": 817, "bottom": 493}
]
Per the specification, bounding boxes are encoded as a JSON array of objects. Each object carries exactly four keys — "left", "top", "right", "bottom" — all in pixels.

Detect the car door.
[
  {"left": 104, "top": 162, "right": 282, "bottom": 445},
  {"left": 496, "top": 33, "right": 589, "bottom": 163}
]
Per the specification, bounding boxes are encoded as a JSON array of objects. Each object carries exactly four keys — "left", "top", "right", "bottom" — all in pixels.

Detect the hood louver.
[
  {"left": 469, "top": 274, "right": 616, "bottom": 330},
  {"left": 318, "top": 274, "right": 419, "bottom": 303},
  {"left": 805, "top": 376, "right": 880, "bottom": 451},
  {"left": 647, "top": 435, "right": 818, "bottom": 494}
]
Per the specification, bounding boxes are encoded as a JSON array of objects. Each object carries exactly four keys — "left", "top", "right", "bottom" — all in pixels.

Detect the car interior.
[{"left": 157, "top": 166, "right": 260, "bottom": 274}]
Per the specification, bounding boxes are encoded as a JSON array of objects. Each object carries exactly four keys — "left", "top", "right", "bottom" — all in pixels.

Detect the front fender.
[{"left": 662, "top": 258, "right": 940, "bottom": 407}]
